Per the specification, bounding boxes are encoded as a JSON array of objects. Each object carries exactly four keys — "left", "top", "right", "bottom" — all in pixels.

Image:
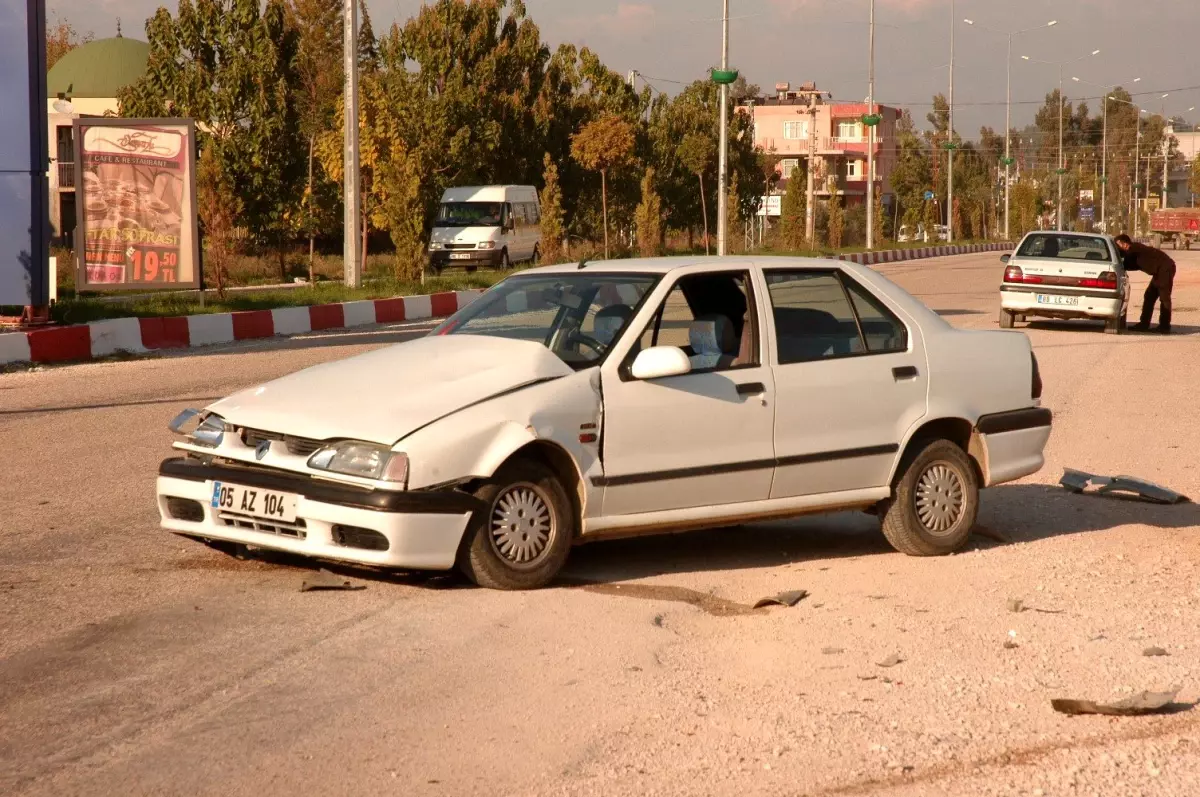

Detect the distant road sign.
[
  {"left": 1080, "top": 206, "right": 1095, "bottom": 220},
  {"left": 924, "top": 190, "right": 935, "bottom": 201}
]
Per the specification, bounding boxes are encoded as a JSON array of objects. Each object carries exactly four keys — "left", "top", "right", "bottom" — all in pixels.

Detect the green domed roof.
[{"left": 47, "top": 36, "right": 149, "bottom": 99}]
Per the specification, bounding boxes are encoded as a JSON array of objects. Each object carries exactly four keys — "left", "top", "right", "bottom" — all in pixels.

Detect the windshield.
[
  {"left": 435, "top": 202, "right": 504, "bottom": 228},
  {"left": 432, "top": 273, "right": 660, "bottom": 369},
  {"left": 1017, "top": 234, "right": 1114, "bottom": 263}
]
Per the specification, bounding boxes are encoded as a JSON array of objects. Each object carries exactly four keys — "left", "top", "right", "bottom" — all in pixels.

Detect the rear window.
[{"left": 1017, "top": 234, "right": 1113, "bottom": 263}]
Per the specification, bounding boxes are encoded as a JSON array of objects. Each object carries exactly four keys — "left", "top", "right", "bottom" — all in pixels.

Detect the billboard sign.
[
  {"left": 1079, "top": 189, "right": 1094, "bottom": 202},
  {"left": 1080, "top": 206, "right": 1095, "bottom": 221},
  {"left": 74, "top": 118, "right": 200, "bottom": 291},
  {"left": 757, "top": 194, "right": 782, "bottom": 217}
]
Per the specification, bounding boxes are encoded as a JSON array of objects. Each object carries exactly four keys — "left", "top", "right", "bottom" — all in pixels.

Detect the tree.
[
  {"left": 678, "top": 132, "right": 715, "bottom": 254},
  {"left": 196, "top": 147, "right": 241, "bottom": 298},
  {"left": 779, "top": 166, "right": 806, "bottom": 250},
  {"left": 289, "top": 0, "right": 342, "bottom": 282},
  {"left": 357, "top": 0, "right": 378, "bottom": 68},
  {"left": 922, "top": 197, "right": 939, "bottom": 242},
  {"left": 571, "top": 113, "right": 636, "bottom": 259},
  {"left": 889, "top": 111, "right": 932, "bottom": 231},
  {"left": 120, "top": 0, "right": 303, "bottom": 280},
  {"left": 634, "top": 167, "right": 663, "bottom": 257},
  {"left": 46, "top": 14, "right": 92, "bottom": 70},
  {"left": 729, "top": 75, "right": 761, "bottom": 102},
  {"left": 540, "top": 154, "right": 566, "bottom": 261},
  {"left": 826, "top": 182, "right": 844, "bottom": 249},
  {"left": 1190, "top": 154, "right": 1200, "bottom": 204}
]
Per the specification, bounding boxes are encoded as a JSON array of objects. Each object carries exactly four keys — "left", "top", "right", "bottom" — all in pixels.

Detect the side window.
[
  {"left": 633, "top": 271, "right": 757, "bottom": 373},
  {"left": 528, "top": 202, "right": 541, "bottom": 225},
  {"left": 765, "top": 271, "right": 865, "bottom": 363},
  {"left": 843, "top": 279, "right": 908, "bottom": 353}
]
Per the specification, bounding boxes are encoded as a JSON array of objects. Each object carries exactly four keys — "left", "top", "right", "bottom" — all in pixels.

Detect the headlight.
[
  {"left": 429, "top": 242, "right": 444, "bottom": 250},
  {"left": 477, "top": 241, "right": 496, "bottom": 250},
  {"left": 308, "top": 441, "right": 409, "bottom": 485}
]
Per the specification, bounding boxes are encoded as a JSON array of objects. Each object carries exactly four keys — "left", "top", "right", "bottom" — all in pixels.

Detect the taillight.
[
  {"left": 1078, "top": 271, "right": 1118, "bottom": 290},
  {"left": 1031, "top": 352, "right": 1043, "bottom": 400},
  {"left": 1004, "top": 265, "right": 1023, "bottom": 282}
]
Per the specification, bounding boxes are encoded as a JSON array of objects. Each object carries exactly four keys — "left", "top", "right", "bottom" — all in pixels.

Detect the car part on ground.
[
  {"left": 1059, "top": 468, "right": 1190, "bottom": 504},
  {"left": 1051, "top": 689, "right": 1183, "bottom": 717}
]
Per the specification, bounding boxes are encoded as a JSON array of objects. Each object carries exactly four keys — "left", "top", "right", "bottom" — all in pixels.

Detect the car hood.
[{"left": 207, "top": 335, "right": 574, "bottom": 445}]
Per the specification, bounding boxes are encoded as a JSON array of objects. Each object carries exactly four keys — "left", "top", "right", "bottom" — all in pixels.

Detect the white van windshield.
[{"left": 436, "top": 202, "right": 504, "bottom": 228}]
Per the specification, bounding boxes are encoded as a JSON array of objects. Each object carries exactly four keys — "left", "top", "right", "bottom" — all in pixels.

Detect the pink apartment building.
[{"left": 738, "top": 82, "right": 900, "bottom": 209}]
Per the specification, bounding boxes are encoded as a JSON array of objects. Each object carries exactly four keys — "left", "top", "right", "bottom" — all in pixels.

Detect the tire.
[
  {"left": 500, "top": 249, "right": 512, "bottom": 270},
  {"left": 457, "top": 460, "right": 574, "bottom": 590},
  {"left": 998, "top": 309, "right": 1015, "bottom": 329},
  {"left": 531, "top": 244, "right": 541, "bottom": 265},
  {"left": 879, "top": 439, "right": 979, "bottom": 557}
]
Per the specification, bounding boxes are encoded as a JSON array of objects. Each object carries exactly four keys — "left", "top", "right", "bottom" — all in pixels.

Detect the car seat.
[
  {"left": 688, "top": 314, "right": 737, "bottom": 370},
  {"left": 593, "top": 304, "right": 632, "bottom": 346}
]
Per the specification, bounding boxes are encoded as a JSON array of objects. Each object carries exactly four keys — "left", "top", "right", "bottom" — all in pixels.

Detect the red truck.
[{"left": 1149, "top": 208, "right": 1200, "bottom": 250}]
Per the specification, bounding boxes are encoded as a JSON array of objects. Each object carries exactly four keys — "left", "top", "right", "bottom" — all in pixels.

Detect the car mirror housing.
[
  {"left": 630, "top": 346, "right": 692, "bottom": 381},
  {"left": 1000, "top": 254, "right": 1011, "bottom": 265}
]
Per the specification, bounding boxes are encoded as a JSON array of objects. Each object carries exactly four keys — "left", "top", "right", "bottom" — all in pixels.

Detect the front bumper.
[
  {"left": 1000, "top": 285, "right": 1124, "bottom": 320},
  {"left": 430, "top": 249, "right": 504, "bottom": 269},
  {"left": 156, "top": 458, "right": 480, "bottom": 569}
]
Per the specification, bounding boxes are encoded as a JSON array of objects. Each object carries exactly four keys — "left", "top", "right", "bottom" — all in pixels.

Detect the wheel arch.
[
  {"left": 466, "top": 439, "right": 586, "bottom": 537},
  {"left": 893, "top": 416, "right": 987, "bottom": 488}
]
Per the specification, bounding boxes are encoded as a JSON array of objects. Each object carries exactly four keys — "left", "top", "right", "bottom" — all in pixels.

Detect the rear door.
[{"left": 765, "top": 267, "right": 929, "bottom": 499}]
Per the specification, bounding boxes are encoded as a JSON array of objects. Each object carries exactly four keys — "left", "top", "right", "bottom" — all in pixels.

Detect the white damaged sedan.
[{"left": 157, "top": 256, "right": 1052, "bottom": 589}]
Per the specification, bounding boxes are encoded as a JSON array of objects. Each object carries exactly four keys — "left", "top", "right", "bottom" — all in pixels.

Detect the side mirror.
[
  {"left": 630, "top": 346, "right": 692, "bottom": 381},
  {"left": 1000, "top": 254, "right": 1011, "bottom": 265}
]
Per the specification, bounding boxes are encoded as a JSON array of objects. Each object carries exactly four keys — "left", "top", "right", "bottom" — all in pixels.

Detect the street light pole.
[
  {"left": 342, "top": 0, "right": 361, "bottom": 288},
  {"left": 1057, "top": 63, "right": 1064, "bottom": 230},
  {"left": 947, "top": 0, "right": 954, "bottom": 244},
  {"left": 716, "top": 0, "right": 730, "bottom": 257},
  {"left": 866, "top": 0, "right": 876, "bottom": 249},
  {"left": 964, "top": 19, "right": 1057, "bottom": 240}
]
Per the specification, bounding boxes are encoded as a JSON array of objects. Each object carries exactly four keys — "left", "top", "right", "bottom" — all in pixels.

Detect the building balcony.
[{"left": 56, "top": 161, "right": 76, "bottom": 189}]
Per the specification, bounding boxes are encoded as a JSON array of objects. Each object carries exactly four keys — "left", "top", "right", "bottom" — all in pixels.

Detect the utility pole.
[
  {"left": 716, "top": 0, "right": 730, "bottom": 257},
  {"left": 947, "top": 0, "right": 955, "bottom": 244},
  {"left": 1004, "top": 32, "right": 1011, "bottom": 239},
  {"left": 806, "top": 104, "right": 817, "bottom": 248},
  {"left": 1101, "top": 96, "right": 1107, "bottom": 230},
  {"left": 1134, "top": 118, "right": 1141, "bottom": 236},
  {"left": 1057, "top": 64, "right": 1064, "bottom": 231},
  {"left": 342, "top": 0, "right": 361, "bottom": 288},
  {"left": 866, "top": 0, "right": 876, "bottom": 249}
]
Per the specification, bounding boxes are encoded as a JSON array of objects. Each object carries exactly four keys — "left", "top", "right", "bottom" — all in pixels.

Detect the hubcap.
[
  {"left": 914, "top": 463, "right": 965, "bottom": 535},
  {"left": 489, "top": 483, "right": 555, "bottom": 569}
]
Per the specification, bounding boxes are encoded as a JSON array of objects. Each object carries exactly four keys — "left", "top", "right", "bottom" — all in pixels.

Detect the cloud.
[
  {"left": 767, "top": 0, "right": 938, "bottom": 13},
  {"left": 600, "top": 3, "right": 656, "bottom": 32}
]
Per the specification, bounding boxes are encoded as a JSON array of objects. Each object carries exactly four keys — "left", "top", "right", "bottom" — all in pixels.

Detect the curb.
[
  {"left": 0, "top": 244, "right": 1018, "bottom": 369},
  {"left": 833, "top": 242, "right": 1014, "bottom": 266},
  {"left": 1, "top": 290, "right": 483, "bottom": 367}
]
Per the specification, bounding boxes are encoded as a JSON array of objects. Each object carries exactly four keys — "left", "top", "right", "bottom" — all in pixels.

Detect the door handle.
[
  {"left": 892, "top": 366, "right": 919, "bottom": 381},
  {"left": 736, "top": 381, "right": 766, "bottom": 396}
]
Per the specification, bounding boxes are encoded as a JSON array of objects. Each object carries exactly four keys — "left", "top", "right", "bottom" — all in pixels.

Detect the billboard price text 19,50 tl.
[{"left": 74, "top": 119, "right": 200, "bottom": 292}]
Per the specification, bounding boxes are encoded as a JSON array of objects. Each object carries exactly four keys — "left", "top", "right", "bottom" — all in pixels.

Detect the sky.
[{"left": 61, "top": 0, "right": 1200, "bottom": 137}]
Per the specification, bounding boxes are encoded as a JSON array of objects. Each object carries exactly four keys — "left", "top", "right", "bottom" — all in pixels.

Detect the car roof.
[
  {"left": 1020, "top": 230, "right": 1110, "bottom": 240},
  {"left": 516, "top": 255, "right": 846, "bottom": 277}
]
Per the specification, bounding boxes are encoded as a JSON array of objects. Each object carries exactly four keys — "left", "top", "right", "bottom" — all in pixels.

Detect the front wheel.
[
  {"left": 500, "top": 249, "right": 512, "bottom": 270},
  {"left": 457, "top": 460, "right": 574, "bottom": 590},
  {"left": 879, "top": 439, "right": 979, "bottom": 557},
  {"left": 998, "top": 309, "right": 1015, "bottom": 329}
]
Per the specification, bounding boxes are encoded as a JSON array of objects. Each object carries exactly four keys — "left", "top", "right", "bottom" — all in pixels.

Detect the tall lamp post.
[
  {"left": 947, "top": 0, "right": 954, "bottom": 243},
  {"left": 963, "top": 18, "right": 1058, "bottom": 241},
  {"left": 1070, "top": 75, "right": 1141, "bottom": 232},
  {"left": 715, "top": 0, "right": 731, "bottom": 257},
  {"left": 866, "top": 0, "right": 876, "bottom": 249},
  {"left": 1022, "top": 48, "right": 1101, "bottom": 230}
]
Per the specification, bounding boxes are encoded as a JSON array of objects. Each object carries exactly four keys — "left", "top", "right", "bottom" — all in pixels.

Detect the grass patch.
[{"left": 44, "top": 272, "right": 506, "bottom": 325}]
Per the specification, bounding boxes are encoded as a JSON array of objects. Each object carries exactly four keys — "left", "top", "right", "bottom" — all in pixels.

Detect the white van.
[{"left": 429, "top": 186, "right": 541, "bottom": 273}]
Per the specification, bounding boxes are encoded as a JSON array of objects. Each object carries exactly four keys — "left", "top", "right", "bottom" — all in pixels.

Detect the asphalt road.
[{"left": 3, "top": 251, "right": 1200, "bottom": 797}]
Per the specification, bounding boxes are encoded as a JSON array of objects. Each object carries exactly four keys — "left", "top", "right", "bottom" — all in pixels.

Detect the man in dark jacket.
[{"left": 1115, "top": 234, "right": 1176, "bottom": 333}]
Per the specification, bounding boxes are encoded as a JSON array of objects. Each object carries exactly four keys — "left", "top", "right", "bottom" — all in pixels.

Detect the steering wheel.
[{"left": 568, "top": 331, "right": 607, "bottom": 356}]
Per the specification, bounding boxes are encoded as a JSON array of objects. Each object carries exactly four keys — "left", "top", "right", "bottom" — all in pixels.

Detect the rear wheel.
[
  {"left": 457, "top": 460, "right": 574, "bottom": 590},
  {"left": 998, "top": 309, "right": 1015, "bottom": 329},
  {"left": 1104, "top": 313, "right": 1127, "bottom": 335},
  {"left": 880, "top": 440, "right": 979, "bottom": 557}
]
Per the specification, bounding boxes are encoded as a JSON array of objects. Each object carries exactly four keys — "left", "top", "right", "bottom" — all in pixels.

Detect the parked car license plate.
[
  {"left": 449, "top": 253, "right": 472, "bottom": 260},
  {"left": 1036, "top": 294, "right": 1079, "bottom": 306},
  {"left": 211, "top": 482, "right": 298, "bottom": 523}
]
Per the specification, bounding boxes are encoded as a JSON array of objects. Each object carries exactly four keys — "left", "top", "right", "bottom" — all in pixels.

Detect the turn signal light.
[{"left": 1004, "top": 265, "right": 1043, "bottom": 284}]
